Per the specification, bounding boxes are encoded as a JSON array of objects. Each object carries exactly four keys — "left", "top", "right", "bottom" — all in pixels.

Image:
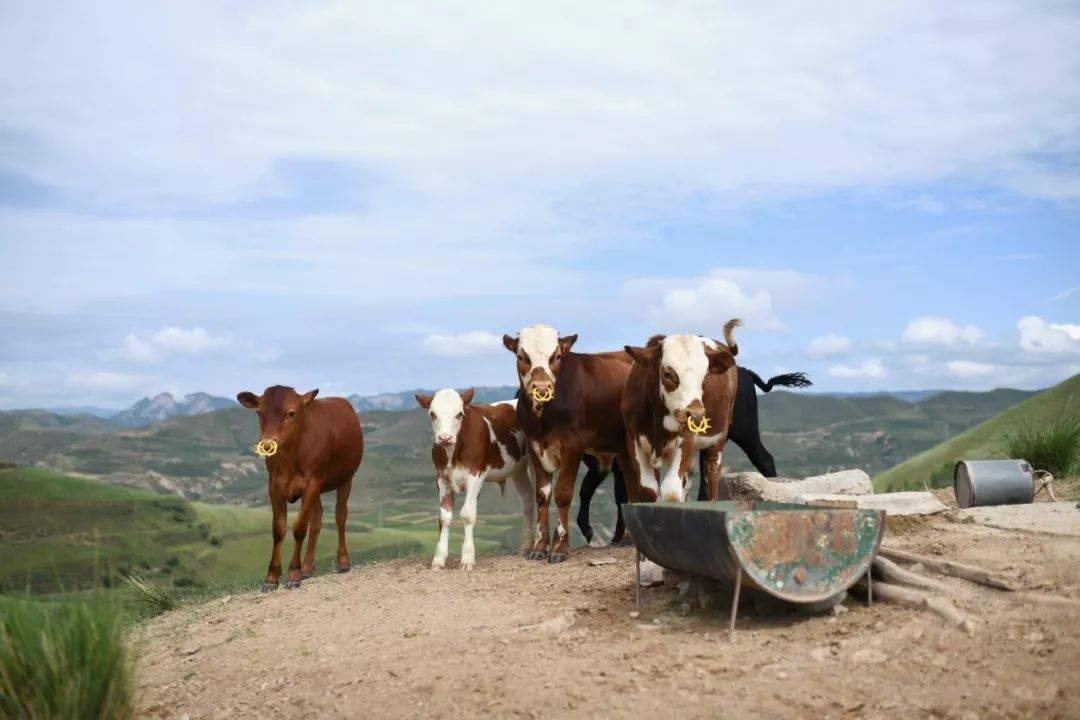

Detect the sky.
[{"left": 1, "top": 1, "right": 1079, "bottom": 410}]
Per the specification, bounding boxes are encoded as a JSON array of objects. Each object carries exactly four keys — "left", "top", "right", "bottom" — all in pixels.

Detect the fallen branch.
[
  {"left": 872, "top": 556, "right": 951, "bottom": 593},
  {"left": 1013, "top": 591, "right": 1080, "bottom": 609},
  {"left": 856, "top": 579, "right": 975, "bottom": 635},
  {"left": 879, "top": 547, "right": 1018, "bottom": 591}
]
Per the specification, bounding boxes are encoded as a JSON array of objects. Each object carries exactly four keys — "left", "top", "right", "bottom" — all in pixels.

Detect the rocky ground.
[{"left": 133, "top": 486, "right": 1080, "bottom": 720}]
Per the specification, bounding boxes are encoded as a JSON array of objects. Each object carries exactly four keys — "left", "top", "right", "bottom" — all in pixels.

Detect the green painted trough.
[{"left": 623, "top": 500, "right": 886, "bottom": 635}]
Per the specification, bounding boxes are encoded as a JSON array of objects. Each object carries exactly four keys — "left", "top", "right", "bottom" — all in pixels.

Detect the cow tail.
[{"left": 723, "top": 318, "right": 741, "bottom": 356}]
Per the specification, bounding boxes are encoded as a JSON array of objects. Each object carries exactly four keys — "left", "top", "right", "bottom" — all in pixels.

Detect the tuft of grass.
[
  {"left": 119, "top": 572, "right": 177, "bottom": 618},
  {"left": 0, "top": 595, "right": 134, "bottom": 720},
  {"left": 1001, "top": 416, "right": 1080, "bottom": 477}
]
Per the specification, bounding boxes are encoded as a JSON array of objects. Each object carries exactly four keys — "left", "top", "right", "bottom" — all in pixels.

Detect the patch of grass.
[
  {"left": 1001, "top": 416, "right": 1080, "bottom": 477},
  {"left": 0, "top": 595, "right": 134, "bottom": 720},
  {"left": 119, "top": 572, "right": 177, "bottom": 618}
]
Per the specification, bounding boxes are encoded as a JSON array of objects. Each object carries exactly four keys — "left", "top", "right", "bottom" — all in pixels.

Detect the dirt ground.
[{"left": 133, "top": 489, "right": 1080, "bottom": 720}]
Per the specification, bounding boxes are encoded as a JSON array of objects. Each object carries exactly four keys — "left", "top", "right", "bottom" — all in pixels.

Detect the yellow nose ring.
[
  {"left": 531, "top": 387, "right": 555, "bottom": 404},
  {"left": 687, "top": 415, "right": 711, "bottom": 435},
  {"left": 254, "top": 439, "right": 279, "bottom": 457}
]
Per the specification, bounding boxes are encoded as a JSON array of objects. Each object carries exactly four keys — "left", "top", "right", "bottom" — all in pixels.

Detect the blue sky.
[{"left": 1, "top": 1, "right": 1078, "bottom": 410}]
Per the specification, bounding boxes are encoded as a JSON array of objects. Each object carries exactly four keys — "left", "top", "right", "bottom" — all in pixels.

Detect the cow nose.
[
  {"left": 437, "top": 434, "right": 454, "bottom": 445},
  {"left": 687, "top": 401, "right": 706, "bottom": 422},
  {"left": 259, "top": 438, "right": 277, "bottom": 451}
]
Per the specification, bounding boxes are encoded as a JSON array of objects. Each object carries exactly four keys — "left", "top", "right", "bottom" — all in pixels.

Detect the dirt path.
[{"left": 134, "top": 509, "right": 1080, "bottom": 720}]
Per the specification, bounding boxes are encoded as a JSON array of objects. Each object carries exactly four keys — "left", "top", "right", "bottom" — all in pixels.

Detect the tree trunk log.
[
  {"left": 872, "top": 556, "right": 951, "bottom": 593},
  {"left": 878, "top": 547, "right": 1017, "bottom": 591},
  {"left": 856, "top": 579, "right": 975, "bottom": 635}
]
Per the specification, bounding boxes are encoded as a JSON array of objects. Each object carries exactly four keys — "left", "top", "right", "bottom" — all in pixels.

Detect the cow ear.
[
  {"left": 625, "top": 345, "right": 659, "bottom": 366},
  {"left": 559, "top": 334, "right": 578, "bottom": 352},
  {"left": 460, "top": 388, "right": 475, "bottom": 406},
  {"left": 502, "top": 334, "right": 519, "bottom": 353},
  {"left": 301, "top": 389, "right": 319, "bottom": 405},
  {"left": 645, "top": 334, "right": 666, "bottom": 348},
  {"left": 237, "top": 391, "right": 260, "bottom": 409},
  {"left": 415, "top": 393, "right": 433, "bottom": 409},
  {"left": 706, "top": 347, "right": 736, "bottom": 375}
]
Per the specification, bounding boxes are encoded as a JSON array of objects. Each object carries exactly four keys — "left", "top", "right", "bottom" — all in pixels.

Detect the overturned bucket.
[{"left": 953, "top": 459, "right": 1034, "bottom": 509}]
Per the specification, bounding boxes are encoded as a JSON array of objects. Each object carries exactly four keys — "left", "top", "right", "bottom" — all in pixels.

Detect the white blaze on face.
[
  {"left": 517, "top": 324, "right": 560, "bottom": 386},
  {"left": 659, "top": 334, "right": 713, "bottom": 417},
  {"left": 428, "top": 389, "right": 466, "bottom": 445}
]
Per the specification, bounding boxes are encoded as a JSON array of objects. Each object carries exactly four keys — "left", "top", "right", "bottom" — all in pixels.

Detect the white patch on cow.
[
  {"left": 540, "top": 484, "right": 552, "bottom": 502},
  {"left": 659, "top": 334, "right": 711, "bottom": 427},
  {"left": 427, "top": 388, "right": 466, "bottom": 446},
  {"left": 517, "top": 324, "right": 560, "bottom": 386},
  {"left": 691, "top": 431, "right": 723, "bottom": 450},
  {"left": 557, "top": 522, "right": 566, "bottom": 540},
  {"left": 483, "top": 415, "right": 516, "bottom": 480},
  {"left": 659, "top": 443, "right": 684, "bottom": 503},
  {"left": 459, "top": 472, "right": 484, "bottom": 569},
  {"left": 635, "top": 436, "right": 660, "bottom": 497},
  {"left": 492, "top": 399, "right": 517, "bottom": 408},
  {"left": 532, "top": 439, "right": 560, "bottom": 474}
]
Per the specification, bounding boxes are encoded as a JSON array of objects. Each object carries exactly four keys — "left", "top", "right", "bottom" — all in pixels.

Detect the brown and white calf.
[
  {"left": 502, "top": 324, "right": 635, "bottom": 562},
  {"left": 621, "top": 320, "right": 740, "bottom": 504},
  {"left": 415, "top": 388, "right": 535, "bottom": 570}
]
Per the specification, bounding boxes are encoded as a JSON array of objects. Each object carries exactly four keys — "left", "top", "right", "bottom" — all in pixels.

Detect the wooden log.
[
  {"left": 878, "top": 547, "right": 1018, "bottom": 591},
  {"left": 872, "top": 556, "right": 951, "bottom": 593},
  {"left": 799, "top": 491, "right": 948, "bottom": 516},
  {"left": 855, "top": 579, "right": 975, "bottom": 635}
]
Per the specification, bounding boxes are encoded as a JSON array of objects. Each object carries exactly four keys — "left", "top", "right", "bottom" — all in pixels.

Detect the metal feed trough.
[{"left": 623, "top": 500, "right": 886, "bottom": 637}]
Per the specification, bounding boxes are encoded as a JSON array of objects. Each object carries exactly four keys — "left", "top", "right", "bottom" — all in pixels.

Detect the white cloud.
[
  {"left": 947, "top": 360, "right": 996, "bottom": 377},
  {"left": 114, "top": 326, "right": 229, "bottom": 363},
  {"left": 901, "top": 316, "right": 985, "bottom": 346},
  {"left": 151, "top": 327, "right": 228, "bottom": 354},
  {"left": 1017, "top": 315, "right": 1080, "bottom": 353},
  {"left": 828, "top": 359, "right": 887, "bottom": 379},
  {"left": 421, "top": 331, "right": 504, "bottom": 358},
  {"left": 67, "top": 371, "right": 151, "bottom": 391},
  {"left": 806, "top": 333, "right": 852, "bottom": 359}
]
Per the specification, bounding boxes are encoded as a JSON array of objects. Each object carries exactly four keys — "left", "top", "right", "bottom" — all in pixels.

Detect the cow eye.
[
  {"left": 286, "top": 411, "right": 296, "bottom": 420},
  {"left": 457, "top": 412, "right": 464, "bottom": 419},
  {"left": 430, "top": 412, "right": 436, "bottom": 420}
]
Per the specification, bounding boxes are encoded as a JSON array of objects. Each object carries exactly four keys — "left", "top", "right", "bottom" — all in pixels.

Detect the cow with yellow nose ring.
[{"left": 621, "top": 319, "right": 740, "bottom": 505}]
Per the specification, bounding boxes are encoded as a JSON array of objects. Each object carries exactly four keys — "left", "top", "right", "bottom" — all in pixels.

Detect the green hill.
[
  {"left": 0, "top": 467, "right": 525, "bottom": 596},
  {"left": 873, "top": 373, "right": 1080, "bottom": 491}
]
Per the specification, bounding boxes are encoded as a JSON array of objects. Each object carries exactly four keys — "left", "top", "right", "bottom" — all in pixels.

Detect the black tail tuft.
[{"left": 748, "top": 370, "right": 813, "bottom": 392}]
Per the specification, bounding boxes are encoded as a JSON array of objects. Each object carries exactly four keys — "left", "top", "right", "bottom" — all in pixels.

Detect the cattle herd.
[{"left": 237, "top": 322, "right": 811, "bottom": 591}]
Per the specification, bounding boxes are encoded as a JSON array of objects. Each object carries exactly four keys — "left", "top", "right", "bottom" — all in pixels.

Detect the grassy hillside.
[
  {"left": 0, "top": 467, "right": 526, "bottom": 596},
  {"left": 874, "top": 373, "right": 1080, "bottom": 491}
]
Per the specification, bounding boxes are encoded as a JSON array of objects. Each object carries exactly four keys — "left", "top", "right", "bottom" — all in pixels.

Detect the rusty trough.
[{"left": 623, "top": 500, "right": 886, "bottom": 638}]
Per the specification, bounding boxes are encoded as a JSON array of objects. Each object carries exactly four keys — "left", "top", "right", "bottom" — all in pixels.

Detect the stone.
[{"left": 588, "top": 557, "right": 618, "bottom": 566}]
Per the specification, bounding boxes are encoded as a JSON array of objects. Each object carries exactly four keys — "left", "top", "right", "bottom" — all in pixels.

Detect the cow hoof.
[
  {"left": 526, "top": 550, "right": 549, "bottom": 561},
  {"left": 548, "top": 553, "right": 568, "bottom": 564},
  {"left": 260, "top": 582, "right": 278, "bottom": 593},
  {"left": 431, "top": 563, "right": 446, "bottom": 571},
  {"left": 463, "top": 563, "right": 475, "bottom": 572},
  {"left": 285, "top": 580, "right": 301, "bottom": 590},
  {"left": 300, "top": 571, "right": 313, "bottom": 580},
  {"left": 337, "top": 564, "right": 351, "bottom": 574}
]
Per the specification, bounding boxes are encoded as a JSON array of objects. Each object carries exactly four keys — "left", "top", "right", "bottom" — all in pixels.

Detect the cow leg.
[
  {"left": 703, "top": 443, "right": 725, "bottom": 501},
  {"left": 527, "top": 451, "right": 552, "bottom": 561},
  {"left": 300, "top": 493, "right": 323, "bottom": 580},
  {"left": 697, "top": 450, "right": 709, "bottom": 502},
  {"left": 511, "top": 465, "right": 536, "bottom": 554},
  {"left": 611, "top": 460, "right": 629, "bottom": 545},
  {"left": 623, "top": 433, "right": 652, "bottom": 504},
  {"left": 460, "top": 472, "right": 484, "bottom": 570},
  {"left": 575, "top": 457, "right": 607, "bottom": 546},
  {"left": 262, "top": 490, "right": 287, "bottom": 593},
  {"left": 335, "top": 478, "right": 353, "bottom": 572},
  {"left": 285, "top": 483, "right": 321, "bottom": 589},
  {"left": 432, "top": 477, "right": 454, "bottom": 569},
  {"left": 658, "top": 439, "right": 687, "bottom": 503},
  {"left": 732, "top": 432, "right": 777, "bottom": 478},
  {"left": 549, "top": 448, "right": 584, "bottom": 563}
]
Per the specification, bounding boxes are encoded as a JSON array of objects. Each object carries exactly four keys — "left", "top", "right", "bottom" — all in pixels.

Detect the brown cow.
[
  {"left": 236, "top": 385, "right": 364, "bottom": 592},
  {"left": 502, "top": 324, "right": 635, "bottom": 562},
  {"left": 414, "top": 388, "right": 535, "bottom": 570},
  {"left": 622, "top": 320, "right": 740, "bottom": 503}
]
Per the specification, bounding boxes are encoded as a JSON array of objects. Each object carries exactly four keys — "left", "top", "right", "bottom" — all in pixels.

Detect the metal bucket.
[{"left": 953, "top": 459, "right": 1034, "bottom": 509}]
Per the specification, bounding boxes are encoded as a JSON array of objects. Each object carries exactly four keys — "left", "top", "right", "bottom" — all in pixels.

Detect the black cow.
[{"left": 575, "top": 367, "right": 812, "bottom": 544}]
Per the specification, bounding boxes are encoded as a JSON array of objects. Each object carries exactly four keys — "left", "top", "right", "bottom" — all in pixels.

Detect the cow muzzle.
[
  {"left": 254, "top": 438, "right": 279, "bottom": 457},
  {"left": 436, "top": 434, "right": 455, "bottom": 447},
  {"left": 678, "top": 401, "right": 711, "bottom": 435},
  {"left": 528, "top": 380, "right": 555, "bottom": 405}
]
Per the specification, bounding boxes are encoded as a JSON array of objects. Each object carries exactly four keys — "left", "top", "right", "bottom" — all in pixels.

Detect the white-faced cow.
[
  {"left": 621, "top": 320, "right": 740, "bottom": 503},
  {"left": 237, "top": 385, "right": 364, "bottom": 592},
  {"left": 415, "top": 388, "right": 535, "bottom": 570},
  {"left": 502, "top": 324, "right": 635, "bottom": 563}
]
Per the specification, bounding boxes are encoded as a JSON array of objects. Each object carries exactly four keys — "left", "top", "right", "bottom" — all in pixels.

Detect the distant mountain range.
[{"left": 26, "top": 385, "right": 1024, "bottom": 429}]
